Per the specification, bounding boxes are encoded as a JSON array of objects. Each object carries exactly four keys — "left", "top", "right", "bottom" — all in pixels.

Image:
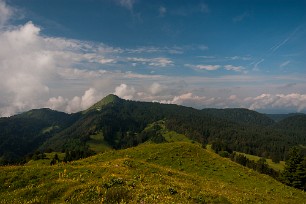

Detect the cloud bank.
[
  {"left": 0, "top": 0, "right": 305, "bottom": 116},
  {"left": 0, "top": 0, "right": 12, "bottom": 26}
]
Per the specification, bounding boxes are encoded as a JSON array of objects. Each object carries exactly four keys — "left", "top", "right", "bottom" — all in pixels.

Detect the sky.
[{"left": 0, "top": 0, "right": 305, "bottom": 116}]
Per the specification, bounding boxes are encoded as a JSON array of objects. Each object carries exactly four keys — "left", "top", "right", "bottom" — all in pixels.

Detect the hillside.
[
  {"left": 202, "top": 108, "right": 275, "bottom": 126},
  {"left": 0, "top": 109, "right": 79, "bottom": 164},
  {"left": 1, "top": 94, "right": 306, "bottom": 164},
  {"left": 1, "top": 142, "right": 305, "bottom": 203},
  {"left": 266, "top": 113, "right": 305, "bottom": 122},
  {"left": 85, "top": 94, "right": 122, "bottom": 113}
]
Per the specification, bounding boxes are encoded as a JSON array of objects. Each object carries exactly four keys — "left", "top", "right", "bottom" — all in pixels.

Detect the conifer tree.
[{"left": 281, "top": 147, "right": 306, "bottom": 190}]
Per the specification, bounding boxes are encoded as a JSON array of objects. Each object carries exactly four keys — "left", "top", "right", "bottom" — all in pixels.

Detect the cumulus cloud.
[
  {"left": 154, "top": 92, "right": 306, "bottom": 113},
  {"left": 0, "top": 19, "right": 121, "bottom": 116},
  {"left": 1, "top": 1, "right": 305, "bottom": 117},
  {"left": 247, "top": 93, "right": 306, "bottom": 112},
  {"left": 0, "top": 22, "right": 55, "bottom": 116},
  {"left": 149, "top": 82, "right": 164, "bottom": 95},
  {"left": 159, "top": 93, "right": 229, "bottom": 109},
  {"left": 0, "top": 0, "right": 12, "bottom": 26},
  {"left": 46, "top": 88, "right": 103, "bottom": 113},
  {"left": 114, "top": 84, "right": 136, "bottom": 100}
]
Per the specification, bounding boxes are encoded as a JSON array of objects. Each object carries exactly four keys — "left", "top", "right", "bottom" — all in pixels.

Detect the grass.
[
  {"left": 86, "top": 121, "right": 191, "bottom": 154},
  {"left": 237, "top": 152, "right": 285, "bottom": 171},
  {"left": 146, "top": 120, "right": 192, "bottom": 143},
  {"left": 87, "top": 132, "right": 113, "bottom": 153},
  {"left": 41, "top": 125, "right": 59, "bottom": 134},
  {"left": 25, "top": 152, "right": 65, "bottom": 166},
  {"left": 1, "top": 142, "right": 306, "bottom": 203}
]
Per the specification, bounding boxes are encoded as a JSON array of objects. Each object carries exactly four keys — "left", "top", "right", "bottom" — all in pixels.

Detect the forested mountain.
[
  {"left": 0, "top": 94, "right": 306, "bottom": 164},
  {"left": 266, "top": 113, "right": 305, "bottom": 122},
  {"left": 0, "top": 109, "right": 79, "bottom": 164},
  {"left": 274, "top": 115, "right": 306, "bottom": 149},
  {"left": 202, "top": 108, "right": 275, "bottom": 126}
]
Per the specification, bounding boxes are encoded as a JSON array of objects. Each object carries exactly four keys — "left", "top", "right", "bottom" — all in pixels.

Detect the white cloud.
[
  {"left": 0, "top": 20, "right": 122, "bottom": 116},
  {"left": 0, "top": 0, "right": 12, "bottom": 26},
  {"left": 0, "top": 1, "right": 305, "bottom": 116},
  {"left": 228, "top": 95, "right": 238, "bottom": 101},
  {"left": 227, "top": 56, "right": 251, "bottom": 61},
  {"left": 224, "top": 65, "right": 245, "bottom": 72},
  {"left": 127, "top": 57, "right": 173, "bottom": 67},
  {"left": 150, "top": 82, "right": 164, "bottom": 95},
  {"left": 248, "top": 93, "right": 306, "bottom": 112},
  {"left": 114, "top": 84, "right": 136, "bottom": 100},
  {"left": 185, "top": 64, "right": 221, "bottom": 71},
  {"left": 46, "top": 96, "right": 68, "bottom": 111},
  {"left": 159, "top": 92, "right": 229, "bottom": 109},
  {"left": 0, "top": 22, "right": 55, "bottom": 116},
  {"left": 46, "top": 88, "right": 103, "bottom": 113}
]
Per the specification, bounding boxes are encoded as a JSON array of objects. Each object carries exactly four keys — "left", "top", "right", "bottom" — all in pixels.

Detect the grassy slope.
[
  {"left": 146, "top": 120, "right": 192, "bottom": 143},
  {"left": 87, "top": 132, "right": 112, "bottom": 153},
  {"left": 237, "top": 152, "right": 285, "bottom": 171},
  {"left": 25, "top": 152, "right": 65, "bottom": 166},
  {"left": 86, "top": 120, "right": 191, "bottom": 154},
  {"left": 1, "top": 142, "right": 306, "bottom": 204}
]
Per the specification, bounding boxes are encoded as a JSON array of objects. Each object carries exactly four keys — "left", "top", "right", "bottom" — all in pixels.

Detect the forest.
[{"left": 1, "top": 94, "right": 306, "bottom": 165}]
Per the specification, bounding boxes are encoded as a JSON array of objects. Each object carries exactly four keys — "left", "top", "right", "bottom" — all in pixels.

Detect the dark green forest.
[{"left": 1, "top": 94, "right": 305, "bottom": 166}]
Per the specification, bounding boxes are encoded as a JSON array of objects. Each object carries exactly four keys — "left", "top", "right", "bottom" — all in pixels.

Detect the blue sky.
[{"left": 0, "top": 0, "right": 305, "bottom": 116}]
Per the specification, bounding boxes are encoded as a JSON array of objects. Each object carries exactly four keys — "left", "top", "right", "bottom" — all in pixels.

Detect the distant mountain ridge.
[
  {"left": 202, "top": 108, "right": 275, "bottom": 126},
  {"left": 266, "top": 113, "right": 306, "bottom": 122},
  {"left": 1, "top": 94, "right": 306, "bottom": 164}
]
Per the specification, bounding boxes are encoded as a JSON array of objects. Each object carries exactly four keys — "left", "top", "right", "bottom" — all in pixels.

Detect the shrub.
[
  {"left": 104, "top": 186, "right": 131, "bottom": 203},
  {"left": 218, "top": 151, "right": 230, "bottom": 158}
]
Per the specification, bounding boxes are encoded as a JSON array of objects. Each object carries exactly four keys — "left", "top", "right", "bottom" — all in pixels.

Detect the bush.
[
  {"left": 218, "top": 151, "right": 230, "bottom": 158},
  {"left": 104, "top": 186, "right": 131, "bottom": 203}
]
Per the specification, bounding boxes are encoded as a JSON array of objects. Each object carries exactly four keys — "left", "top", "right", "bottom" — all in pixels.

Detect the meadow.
[{"left": 1, "top": 142, "right": 306, "bottom": 203}]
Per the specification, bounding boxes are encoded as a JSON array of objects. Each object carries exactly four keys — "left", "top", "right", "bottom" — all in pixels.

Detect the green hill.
[
  {"left": 0, "top": 109, "right": 79, "bottom": 164},
  {"left": 202, "top": 108, "right": 275, "bottom": 126},
  {"left": 0, "top": 142, "right": 305, "bottom": 203},
  {"left": 1, "top": 94, "right": 306, "bottom": 164},
  {"left": 266, "top": 113, "right": 305, "bottom": 122}
]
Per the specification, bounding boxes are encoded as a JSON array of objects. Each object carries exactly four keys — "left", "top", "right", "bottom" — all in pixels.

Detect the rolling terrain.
[
  {"left": 1, "top": 142, "right": 306, "bottom": 203},
  {"left": 1, "top": 94, "right": 306, "bottom": 164}
]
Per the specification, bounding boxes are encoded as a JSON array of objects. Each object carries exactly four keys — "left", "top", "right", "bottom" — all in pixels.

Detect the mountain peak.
[{"left": 86, "top": 94, "right": 122, "bottom": 112}]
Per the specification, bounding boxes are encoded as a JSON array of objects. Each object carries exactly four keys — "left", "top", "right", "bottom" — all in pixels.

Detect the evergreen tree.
[{"left": 281, "top": 147, "right": 306, "bottom": 190}]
